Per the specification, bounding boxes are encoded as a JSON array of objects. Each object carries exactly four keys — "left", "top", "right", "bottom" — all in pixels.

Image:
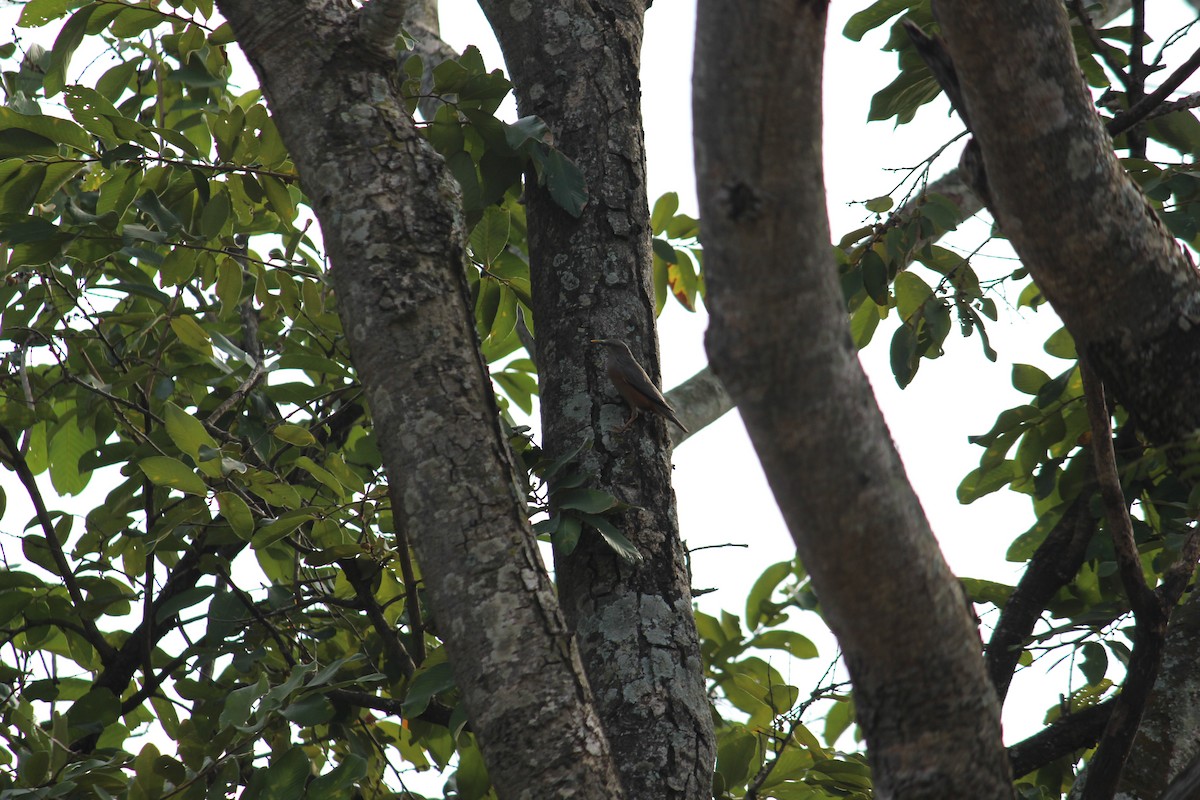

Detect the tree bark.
[
  {"left": 214, "top": 2, "right": 624, "bottom": 797},
  {"left": 477, "top": 2, "right": 716, "bottom": 797},
  {"left": 694, "top": 2, "right": 1014, "bottom": 798}
]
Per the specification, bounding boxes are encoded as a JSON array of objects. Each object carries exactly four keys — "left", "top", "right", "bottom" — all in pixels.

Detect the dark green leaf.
[{"left": 843, "top": 0, "right": 919, "bottom": 41}]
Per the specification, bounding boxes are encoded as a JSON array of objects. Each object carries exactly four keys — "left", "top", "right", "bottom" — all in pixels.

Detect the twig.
[
  {"left": 389, "top": 484, "right": 426, "bottom": 664},
  {"left": 204, "top": 359, "right": 266, "bottom": 427},
  {"left": 1080, "top": 359, "right": 1157, "bottom": 618},
  {"left": 1109, "top": 42, "right": 1200, "bottom": 137},
  {"left": 688, "top": 543, "right": 750, "bottom": 553}
]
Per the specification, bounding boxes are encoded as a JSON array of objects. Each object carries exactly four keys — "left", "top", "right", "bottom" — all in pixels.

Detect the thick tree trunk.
[
  {"left": 693, "top": 2, "right": 1014, "bottom": 798},
  {"left": 214, "top": 2, "right": 624, "bottom": 797},
  {"left": 477, "top": 2, "right": 716, "bottom": 797}
]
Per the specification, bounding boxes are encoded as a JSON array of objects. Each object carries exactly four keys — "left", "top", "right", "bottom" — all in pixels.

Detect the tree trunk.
[
  {"left": 478, "top": 2, "right": 716, "bottom": 797},
  {"left": 693, "top": 2, "right": 1014, "bottom": 797},
  {"left": 214, "top": 2, "right": 624, "bottom": 797}
]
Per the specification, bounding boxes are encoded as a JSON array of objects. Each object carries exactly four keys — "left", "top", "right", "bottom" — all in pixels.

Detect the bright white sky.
[{"left": 3, "top": 0, "right": 1199, "bottom": 766}]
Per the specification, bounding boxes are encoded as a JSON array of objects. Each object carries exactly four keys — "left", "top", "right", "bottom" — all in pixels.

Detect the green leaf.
[
  {"left": 861, "top": 249, "right": 889, "bottom": 306},
  {"left": 216, "top": 491, "right": 255, "bottom": 540},
  {"left": 155, "top": 586, "right": 214, "bottom": 622},
  {"left": 843, "top": 0, "right": 919, "bottom": 41},
  {"left": 169, "top": 316, "right": 214, "bottom": 357},
  {"left": 281, "top": 694, "right": 334, "bottom": 727},
  {"left": 220, "top": 676, "right": 267, "bottom": 729},
  {"left": 577, "top": 513, "right": 643, "bottom": 563},
  {"left": 894, "top": 270, "right": 933, "bottom": 320},
  {"left": 19, "top": 0, "right": 79, "bottom": 27},
  {"left": 865, "top": 195, "right": 893, "bottom": 213},
  {"left": 139, "top": 456, "right": 208, "bottom": 496},
  {"left": 849, "top": 297, "right": 880, "bottom": 349},
  {"left": 66, "top": 688, "right": 119, "bottom": 740},
  {"left": 746, "top": 560, "right": 793, "bottom": 629},
  {"left": 163, "top": 402, "right": 218, "bottom": 461},
  {"left": 1012, "top": 363, "right": 1050, "bottom": 395},
  {"left": 1080, "top": 641, "right": 1108, "bottom": 686},
  {"left": 890, "top": 323, "right": 918, "bottom": 388},
  {"left": 261, "top": 174, "right": 295, "bottom": 223},
  {"left": 529, "top": 143, "right": 588, "bottom": 217},
  {"left": 750, "top": 630, "right": 818, "bottom": 659},
  {"left": 824, "top": 698, "right": 857, "bottom": 745},
  {"left": 651, "top": 192, "right": 679, "bottom": 235},
  {"left": 716, "top": 727, "right": 759, "bottom": 788},
  {"left": 307, "top": 755, "right": 367, "bottom": 800},
  {"left": 0, "top": 107, "right": 92, "bottom": 153},
  {"left": 868, "top": 60, "right": 940, "bottom": 125},
  {"left": 1044, "top": 327, "right": 1077, "bottom": 360},
  {"left": 401, "top": 661, "right": 456, "bottom": 717},
  {"left": 555, "top": 487, "right": 618, "bottom": 514},
  {"left": 43, "top": 4, "right": 98, "bottom": 97},
  {"left": 470, "top": 206, "right": 510, "bottom": 268},
  {"left": 272, "top": 424, "right": 316, "bottom": 447},
  {"left": 48, "top": 415, "right": 93, "bottom": 496},
  {"left": 201, "top": 187, "right": 231, "bottom": 240},
  {"left": 551, "top": 514, "right": 582, "bottom": 555},
  {"left": 957, "top": 461, "right": 1016, "bottom": 504},
  {"left": 254, "top": 510, "right": 317, "bottom": 546}
]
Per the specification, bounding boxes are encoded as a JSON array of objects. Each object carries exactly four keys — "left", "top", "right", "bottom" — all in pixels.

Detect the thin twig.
[
  {"left": 1080, "top": 359, "right": 1157, "bottom": 618},
  {"left": 204, "top": 359, "right": 266, "bottom": 427}
]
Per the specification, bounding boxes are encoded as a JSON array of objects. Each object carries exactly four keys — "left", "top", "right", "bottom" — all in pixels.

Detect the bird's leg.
[{"left": 617, "top": 405, "right": 639, "bottom": 432}]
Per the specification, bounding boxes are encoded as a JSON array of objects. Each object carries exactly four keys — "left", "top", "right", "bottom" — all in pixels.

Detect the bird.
[{"left": 591, "top": 338, "right": 688, "bottom": 433}]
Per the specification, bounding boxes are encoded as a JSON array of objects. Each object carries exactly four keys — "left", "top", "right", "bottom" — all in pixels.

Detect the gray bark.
[
  {"left": 213, "top": 1, "right": 624, "bottom": 797},
  {"left": 694, "top": 2, "right": 1014, "bottom": 798},
  {"left": 475, "top": 2, "right": 716, "bottom": 798}
]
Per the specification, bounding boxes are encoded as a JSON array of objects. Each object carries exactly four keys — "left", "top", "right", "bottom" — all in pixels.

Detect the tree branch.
[
  {"left": 666, "top": 365, "right": 733, "bottom": 447},
  {"left": 986, "top": 494, "right": 1094, "bottom": 701},
  {"left": 1008, "top": 699, "right": 1114, "bottom": 777},
  {"left": 339, "top": 557, "right": 417, "bottom": 679},
  {"left": 0, "top": 426, "right": 114, "bottom": 661}
]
